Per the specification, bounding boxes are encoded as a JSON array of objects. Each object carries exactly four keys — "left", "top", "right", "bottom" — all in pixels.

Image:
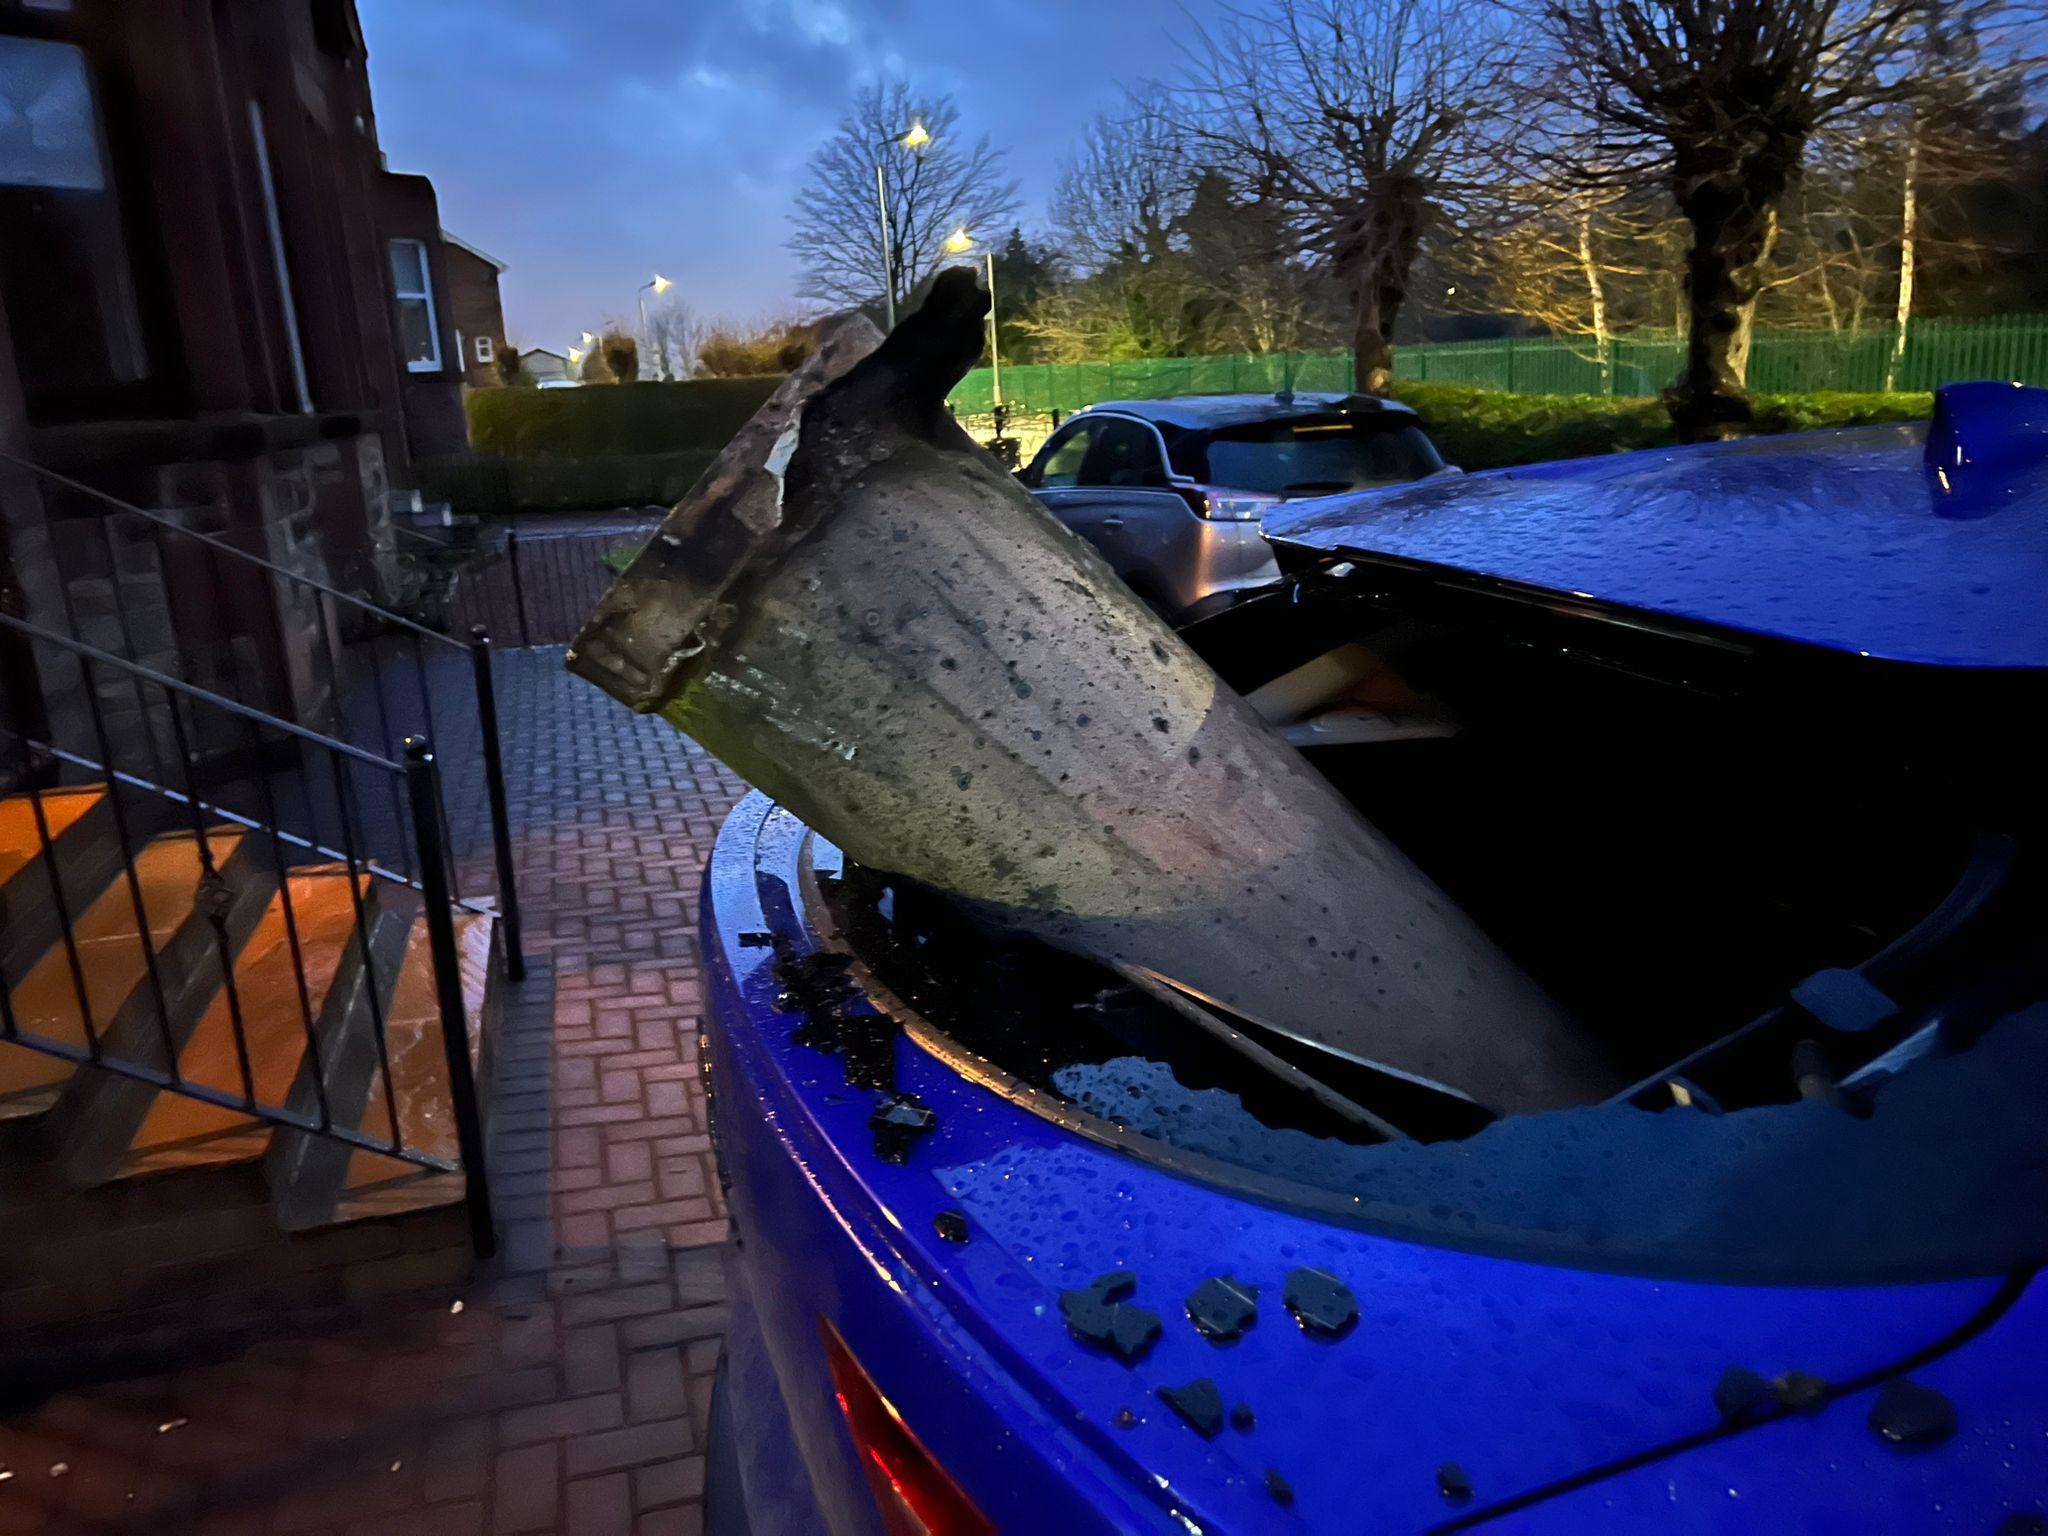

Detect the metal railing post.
[
  {"left": 468, "top": 627, "right": 525, "bottom": 981},
  {"left": 403, "top": 735, "right": 497, "bottom": 1259},
  {"left": 506, "top": 528, "right": 532, "bottom": 648}
]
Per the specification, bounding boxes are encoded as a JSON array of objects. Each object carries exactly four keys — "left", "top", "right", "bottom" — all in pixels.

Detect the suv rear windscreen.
[{"left": 1197, "top": 416, "right": 1443, "bottom": 495}]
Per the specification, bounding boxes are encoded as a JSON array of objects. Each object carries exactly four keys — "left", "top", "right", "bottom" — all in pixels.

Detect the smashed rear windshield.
[{"left": 1199, "top": 417, "right": 1443, "bottom": 495}]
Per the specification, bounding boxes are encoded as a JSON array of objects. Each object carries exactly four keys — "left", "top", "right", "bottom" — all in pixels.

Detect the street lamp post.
[
  {"left": 638, "top": 274, "right": 673, "bottom": 381},
  {"left": 944, "top": 228, "right": 1001, "bottom": 411},
  {"left": 873, "top": 122, "right": 930, "bottom": 333},
  {"left": 984, "top": 248, "right": 1001, "bottom": 411}
]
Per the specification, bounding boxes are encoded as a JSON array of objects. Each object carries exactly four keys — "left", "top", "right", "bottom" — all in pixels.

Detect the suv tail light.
[
  {"left": 1180, "top": 487, "right": 1281, "bottom": 522},
  {"left": 821, "top": 1318, "right": 997, "bottom": 1536}
]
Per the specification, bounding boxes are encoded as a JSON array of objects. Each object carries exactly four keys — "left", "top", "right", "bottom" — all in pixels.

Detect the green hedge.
[
  {"left": 467, "top": 377, "right": 783, "bottom": 458},
  {"left": 1391, "top": 384, "right": 1935, "bottom": 472},
  {"left": 416, "top": 450, "right": 718, "bottom": 515}
]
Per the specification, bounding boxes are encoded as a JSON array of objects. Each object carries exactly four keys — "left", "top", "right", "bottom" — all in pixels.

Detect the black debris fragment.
[
  {"left": 1230, "top": 1401, "right": 1256, "bottom": 1432},
  {"left": 1059, "top": 1272, "right": 1162, "bottom": 1362},
  {"left": 738, "top": 930, "right": 775, "bottom": 948},
  {"left": 1995, "top": 1514, "right": 2048, "bottom": 1536},
  {"left": 1772, "top": 1370, "right": 1830, "bottom": 1414},
  {"left": 1437, "top": 1462, "right": 1474, "bottom": 1505},
  {"left": 1186, "top": 1276, "right": 1259, "bottom": 1342},
  {"left": 933, "top": 1209, "right": 970, "bottom": 1244},
  {"left": 1869, "top": 1377, "right": 1957, "bottom": 1449},
  {"left": 1113, "top": 1407, "right": 1137, "bottom": 1429},
  {"left": 1157, "top": 1377, "right": 1225, "bottom": 1438},
  {"left": 1283, "top": 1267, "right": 1359, "bottom": 1338},
  {"left": 869, "top": 1094, "right": 937, "bottom": 1163},
  {"left": 776, "top": 944, "right": 899, "bottom": 1090},
  {"left": 1714, "top": 1366, "right": 1770, "bottom": 1425},
  {"left": 1265, "top": 1469, "right": 1295, "bottom": 1507},
  {"left": 1110, "top": 1306, "right": 1161, "bottom": 1360}
]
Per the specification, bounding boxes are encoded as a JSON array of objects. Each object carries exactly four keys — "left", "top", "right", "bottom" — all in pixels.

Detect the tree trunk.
[
  {"left": 1345, "top": 181, "right": 1425, "bottom": 396},
  {"left": 1885, "top": 131, "right": 1919, "bottom": 393},
  {"left": 1667, "top": 157, "right": 1792, "bottom": 441},
  {"left": 1816, "top": 255, "right": 1841, "bottom": 334},
  {"left": 1352, "top": 286, "right": 1395, "bottom": 395},
  {"left": 1576, "top": 208, "right": 1612, "bottom": 395},
  {"left": 1727, "top": 207, "right": 1779, "bottom": 386}
]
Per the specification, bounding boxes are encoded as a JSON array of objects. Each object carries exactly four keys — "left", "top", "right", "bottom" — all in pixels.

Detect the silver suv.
[{"left": 1018, "top": 393, "right": 1448, "bottom": 620}]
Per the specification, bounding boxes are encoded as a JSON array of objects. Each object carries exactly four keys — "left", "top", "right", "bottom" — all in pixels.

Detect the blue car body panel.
[
  {"left": 1493, "top": 1273, "right": 2048, "bottom": 1534},
  {"left": 1263, "top": 400, "right": 2048, "bottom": 670},
  {"left": 704, "top": 795, "right": 2038, "bottom": 1534}
]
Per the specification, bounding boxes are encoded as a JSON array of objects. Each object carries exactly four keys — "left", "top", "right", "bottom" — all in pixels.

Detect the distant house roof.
[
  {"left": 441, "top": 231, "right": 508, "bottom": 272},
  {"left": 524, "top": 348, "right": 566, "bottom": 363}
]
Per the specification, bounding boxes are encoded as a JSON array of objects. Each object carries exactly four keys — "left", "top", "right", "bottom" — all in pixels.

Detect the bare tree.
[
  {"left": 1531, "top": 0, "right": 2041, "bottom": 436},
  {"left": 789, "top": 80, "right": 1020, "bottom": 319},
  {"left": 1448, "top": 180, "right": 1688, "bottom": 379},
  {"left": 643, "top": 297, "right": 705, "bottom": 381},
  {"left": 1049, "top": 98, "right": 1193, "bottom": 274},
  {"left": 1166, "top": 0, "right": 1513, "bottom": 393},
  {"left": 1178, "top": 170, "right": 1345, "bottom": 354}
]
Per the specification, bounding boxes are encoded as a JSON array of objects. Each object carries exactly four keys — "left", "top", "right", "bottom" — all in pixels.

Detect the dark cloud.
[{"left": 360, "top": 0, "right": 1220, "bottom": 351}]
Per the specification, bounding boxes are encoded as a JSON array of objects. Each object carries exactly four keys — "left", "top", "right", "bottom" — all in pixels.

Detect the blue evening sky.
[{"left": 359, "top": 0, "right": 1222, "bottom": 355}]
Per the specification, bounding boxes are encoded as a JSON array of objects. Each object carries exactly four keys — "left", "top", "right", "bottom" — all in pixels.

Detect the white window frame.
[
  {"left": 475, "top": 334, "right": 495, "bottom": 365},
  {"left": 389, "top": 237, "right": 441, "bottom": 372}
]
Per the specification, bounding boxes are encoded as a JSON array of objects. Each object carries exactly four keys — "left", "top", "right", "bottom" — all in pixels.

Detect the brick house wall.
[
  {"left": 375, "top": 172, "right": 470, "bottom": 460},
  {"left": 445, "top": 237, "right": 510, "bottom": 390},
  {"left": 0, "top": 0, "right": 460, "bottom": 766}
]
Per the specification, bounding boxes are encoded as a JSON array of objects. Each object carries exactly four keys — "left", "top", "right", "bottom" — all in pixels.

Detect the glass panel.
[
  {"left": 1079, "top": 420, "right": 1165, "bottom": 487},
  {"left": 388, "top": 238, "right": 426, "bottom": 296},
  {"left": 0, "top": 37, "right": 150, "bottom": 413},
  {"left": 0, "top": 37, "right": 105, "bottom": 191},
  {"left": 1201, "top": 419, "right": 1444, "bottom": 495},
  {"left": 1034, "top": 425, "right": 1092, "bottom": 488},
  {"left": 397, "top": 296, "right": 437, "bottom": 366}
]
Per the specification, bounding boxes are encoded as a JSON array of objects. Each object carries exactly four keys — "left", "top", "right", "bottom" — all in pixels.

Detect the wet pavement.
[{"left": 0, "top": 647, "right": 748, "bottom": 1536}]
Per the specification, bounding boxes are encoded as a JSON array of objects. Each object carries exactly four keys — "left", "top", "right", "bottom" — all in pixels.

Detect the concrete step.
[
  {"left": 305, "top": 908, "right": 498, "bottom": 1229},
  {"left": 97, "top": 865, "right": 371, "bottom": 1181},
  {"left": 0, "top": 789, "right": 505, "bottom": 1365},
  {"left": 0, "top": 827, "right": 268, "bottom": 1122}
]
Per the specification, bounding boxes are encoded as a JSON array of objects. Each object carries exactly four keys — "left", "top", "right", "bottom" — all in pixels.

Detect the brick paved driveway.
[{"left": 0, "top": 648, "right": 749, "bottom": 1536}]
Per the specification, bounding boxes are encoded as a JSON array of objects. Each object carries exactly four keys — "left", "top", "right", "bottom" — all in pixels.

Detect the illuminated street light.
[
  {"left": 937, "top": 229, "right": 1002, "bottom": 411},
  {"left": 873, "top": 123, "right": 933, "bottom": 333},
  {"left": 640, "top": 274, "right": 676, "bottom": 380}
]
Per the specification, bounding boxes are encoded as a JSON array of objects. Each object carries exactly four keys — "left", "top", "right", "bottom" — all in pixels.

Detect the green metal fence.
[{"left": 947, "top": 314, "right": 2048, "bottom": 416}]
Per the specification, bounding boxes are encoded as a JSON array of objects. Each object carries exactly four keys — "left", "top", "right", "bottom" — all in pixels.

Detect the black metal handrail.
[
  {"left": 0, "top": 610, "right": 495, "bottom": 1255},
  {"left": 0, "top": 448, "right": 523, "bottom": 982},
  {"left": 448, "top": 518, "right": 663, "bottom": 649},
  {"left": 0, "top": 615, "right": 472, "bottom": 903}
]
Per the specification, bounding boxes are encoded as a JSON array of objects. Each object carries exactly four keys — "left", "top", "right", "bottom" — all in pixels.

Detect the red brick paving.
[{"left": 0, "top": 650, "right": 749, "bottom": 1534}]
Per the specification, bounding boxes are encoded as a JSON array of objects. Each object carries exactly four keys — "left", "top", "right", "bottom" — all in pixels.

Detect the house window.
[
  {"left": 388, "top": 237, "right": 440, "bottom": 371},
  {"left": 0, "top": 35, "right": 152, "bottom": 416},
  {"left": 475, "top": 335, "right": 494, "bottom": 365}
]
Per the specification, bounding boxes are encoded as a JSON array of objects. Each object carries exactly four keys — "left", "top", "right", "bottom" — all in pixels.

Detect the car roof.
[
  {"left": 1077, "top": 392, "right": 1420, "bottom": 430},
  {"left": 1262, "top": 386, "right": 2048, "bottom": 670}
]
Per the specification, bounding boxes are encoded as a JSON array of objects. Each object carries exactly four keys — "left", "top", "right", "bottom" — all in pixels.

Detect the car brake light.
[
  {"left": 820, "top": 1318, "right": 996, "bottom": 1536},
  {"left": 1185, "top": 488, "right": 1281, "bottom": 522}
]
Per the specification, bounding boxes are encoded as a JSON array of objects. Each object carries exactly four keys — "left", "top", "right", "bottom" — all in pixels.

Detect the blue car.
[{"left": 699, "top": 383, "right": 2048, "bottom": 1534}]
